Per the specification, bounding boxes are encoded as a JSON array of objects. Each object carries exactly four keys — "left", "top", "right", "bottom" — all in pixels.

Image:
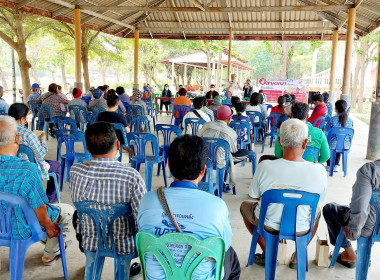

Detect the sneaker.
[
  {"left": 334, "top": 165, "right": 342, "bottom": 172},
  {"left": 223, "top": 184, "right": 231, "bottom": 193},
  {"left": 130, "top": 262, "right": 141, "bottom": 279}
]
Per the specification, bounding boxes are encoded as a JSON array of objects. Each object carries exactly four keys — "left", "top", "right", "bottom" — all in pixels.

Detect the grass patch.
[{"left": 351, "top": 102, "right": 371, "bottom": 125}]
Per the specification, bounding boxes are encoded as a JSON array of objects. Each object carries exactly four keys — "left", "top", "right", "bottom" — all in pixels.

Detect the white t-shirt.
[
  {"left": 249, "top": 158, "right": 327, "bottom": 232},
  {"left": 228, "top": 81, "right": 241, "bottom": 97},
  {"left": 182, "top": 109, "right": 211, "bottom": 135},
  {"left": 246, "top": 104, "right": 262, "bottom": 123}
]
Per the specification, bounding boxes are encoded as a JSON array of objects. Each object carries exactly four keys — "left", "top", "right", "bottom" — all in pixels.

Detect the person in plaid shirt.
[
  {"left": 70, "top": 122, "right": 146, "bottom": 276},
  {"left": 36, "top": 83, "right": 68, "bottom": 117},
  {"left": 0, "top": 116, "right": 74, "bottom": 266},
  {"left": 8, "top": 103, "right": 61, "bottom": 202}
]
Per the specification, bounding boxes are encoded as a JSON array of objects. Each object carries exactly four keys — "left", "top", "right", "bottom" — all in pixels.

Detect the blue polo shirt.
[{"left": 138, "top": 181, "right": 232, "bottom": 280}]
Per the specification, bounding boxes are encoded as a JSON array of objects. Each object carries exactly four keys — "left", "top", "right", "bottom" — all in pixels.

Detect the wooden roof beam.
[
  {"left": 360, "top": 2, "right": 380, "bottom": 17},
  {"left": 78, "top": 4, "right": 352, "bottom": 12},
  {"left": 188, "top": 0, "right": 205, "bottom": 11},
  {"left": 138, "top": 27, "right": 335, "bottom": 32},
  {"left": 18, "top": 0, "right": 35, "bottom": 8},
  {"left": 82, "top": 0, "right": 129, "bottom": 24},
  {"left": 51, "top": 0, "right": 86, "bottom": 18}
]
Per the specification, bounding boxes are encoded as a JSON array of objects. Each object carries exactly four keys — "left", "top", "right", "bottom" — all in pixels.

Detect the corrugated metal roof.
[{"left": 1, "top": 0, "right": 378, "bottom": 40}]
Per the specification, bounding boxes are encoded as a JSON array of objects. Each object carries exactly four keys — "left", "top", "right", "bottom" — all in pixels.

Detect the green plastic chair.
[
  {"left": 136, "top": 232, "right": 225, "bottom": 280},
  {"left": 242, "top": 97, "right": 250, "bottom": 101},
  {"left": 151, "top": 93, "right": 160, "bottom": 112}
]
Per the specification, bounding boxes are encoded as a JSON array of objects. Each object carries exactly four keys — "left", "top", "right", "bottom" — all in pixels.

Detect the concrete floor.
[{"left": 0, "top": 114, "right": 379, "bottom": 280}]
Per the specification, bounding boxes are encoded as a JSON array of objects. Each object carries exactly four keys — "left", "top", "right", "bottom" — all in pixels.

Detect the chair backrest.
[
  {"left": 156, "top": 124, "right": 181, "bottom": 149},
  {"left": 136, "top": 232, "right": 225, "bottom": 280},
  {"left": 112, "top": 123, "right": 128, "bottom": 146},
  {"left": 39, "top": 104, "right": 54, "bottom": 121},
  {"left": 229, "top": 121, "right": 251, "bottom": 148},
  {"left": 90, "top": 106, "right": 106, "bottom": 115},
  {"left": 81, "top": 96, "right": 91, "bottom": 106},
  {"left": 60, "top": 103, "right": 68, "bottom": 116},
  {"left": 184, "top": 118, "right": 206, "bottom": 135},
  {"left": 173, "top": 105, "right": 190, "bottom": 121},
  {"left": 74, "top": 201, "right": 134, "bottom": 257},
  {"left": 68, "top": 105, "right": 89, "bottom": 123},
  {"left": 129, "top": 104, "right": 144, "bottom": 116},
  {"left": 326, "top": 127, "right": 354, "bottom": 152},
  {"left": 302, "top": 146, "right": 320, "bottom": 163},
  {"left": 246, "top": 111, "right": 262, "bottom": 126},
  {"left": 29, "top": 102, "right": 41, "bottom": 117},
  {"left": 55, "top": 129, "right": 89, "bottom": 160},
  {"left": 370, "top": 191, "right": 380, "bottom": 242},
  {"left": 17, "top": 144, "right": 36, "bottom": 163},
  {"left": 265, "top": 104, "right": 273, "bottom": 110},
  {"left": 312, "top": 116, "right": 324, "bottom": 128},
  {"left": 131, "top": 115, "right": 151, "bottom": 133},
  {"left": 0, "top": 192, "right": 47, "bottom": 245},
  {"left": 126, "top": 132, "right": 160, "bottom": 162},
  {"left": 258, "top": 189, "right": 320, "bottom": 241},
  {"left": 0, "top": 108, "right": 7, "bottom": 115},
  {"left": 142, "top": 97, "right": 152, "bottom": 105},
  {"left": 323, "top": 114, "right": 331, "bottom": 130},
  {"left": 202, "top": 137, "right": 230, "bottom": 171},
  {"left": 53, "top": 116, "right": 78, "bottom": 130},
  {"left": 267, "top": 113, "right": 282, "bottom": 133}
]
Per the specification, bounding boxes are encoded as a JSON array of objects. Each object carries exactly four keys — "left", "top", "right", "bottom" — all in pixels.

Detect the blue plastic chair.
[
  {"left": 171, "top": 105, "right": 190, "bottom": 127},
  {"left": 131, "top": 115, "right": 151, "bottom": 133},
  {"left": 197, "top": 160, "right": 218, "bottom": 194},
  {"left": 37, "top": 104, "right": 55, "bottom": 140},
  {"left": 326, "top": 127, "right": 354, "bottom": 177},
  {"left": 53, "top": 116, "right": 78, "bottom": 131},
  {"left": 184, "top": 118, "right": 206, "bottom": 135},
  {"left": 82, "top": 96, "right": 92, "bottom": 106},
  {"left": 0, "top": 108, "right": 7, "bottom": 115},
  {"left": 330, "top": 191, "right": 380, "bottom": 280},
  {"left": 229, "top": 121, "right": 251, "bottom": 151},
  {"left": 56, "top": 129, "right": 91, "bottom": 191},
  {"left": 323, "top": 114, "right": 331, "bottom": 130},
  {"left": 247, "top": 189, "right": 320, "bottom": 280},
  {"left": 69, "top": 105, "right": 89, "bottom": 132},
  {"left": 302, "top": 146, "right": 320, "bottom": 163},
  {"left": 246, "top": 111, "right": 264, "bottom": 146},
  {"left": 126, "top": 132, "right": 167, "bottom": 191},
  {"left": 312, "top": 116, "right": 325, "bottom": 128},
  {"left": 265, "top": 104, "right": 273, "bottom": 114},
  {"left": 112, "top": 123, "right": 128, "bottom": 162},
  {"left": 156, "top": 124, "right": 181, "bottom": 177},
  {"left": 17, "top": 144, "right": 61, "bottom": 203},
  {"left": 29, "top": 101, "right": 41, "bottom": 131},
  {"left": 0, "top": 192, "right": 68, "bottom": 280},
  {"left": 142, "top": 97, "right": 157, "bottom": 129},
  {"left": 60, "top": 103, "right": 68, "bottom": 117},
  {"left": 261, "top": 113, "right": 282, "bottom": 153},
  {"left": 74, "top": 201, "right": 137, "bottom": 280},
  {"left": 88, "top": 106, "right": 106, "bottom": 125},
  {"left": 129, "top": 104, "right": 144, "bottom": 116},
  {"left": 202, "top": 137, "right": 230, "bottom": 197}
]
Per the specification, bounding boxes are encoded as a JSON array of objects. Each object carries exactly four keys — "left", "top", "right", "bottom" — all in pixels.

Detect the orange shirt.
[{"left": 173, "top": 96, "right": 192, "bottom": 118}]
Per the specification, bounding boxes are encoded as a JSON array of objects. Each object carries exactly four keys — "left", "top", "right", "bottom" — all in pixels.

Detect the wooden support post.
[
  {"left": 194, "top": 66, "right": 197, "bottom": 86},
  {"left": 133, "top": 29, "right": 139, "bottom": 90},
  {"left": 220, "top": 65, "right": 224, "bottom": 86},
  {"left": 227, "top": 28, "right": 233, "bottom": 81},
  {"left": 171, "top": 62, "right": 175, "bottom": 87},
  {"left": 184, "top": 64, "right": 188, "bottom": 85},
  {"left": 341, "top": 8, "right": 356, "bottom": 106},
  {"left": 212, "top": 62, "right": 216, "bottom": 85},
  {"left": 329, "top": 30, "right": 339, "bottom": 97},
  {"left": 74, "top": 7, "right": 82, "bottom": 90},
  {"left": 366, "top": 33, "right": 380, "bottom": 160}
]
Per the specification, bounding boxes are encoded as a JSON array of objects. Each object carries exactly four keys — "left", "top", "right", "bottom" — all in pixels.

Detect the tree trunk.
[
  {"left": 82, "top": 48, "right": 90, "bottom": 91},
  {"left": 17, "top": 46, "right": 31, "bottom": 102},
  {"left": 101, "top": 65, "right": 107, "bottom": 85},
  {"left": 351, "top": 56, "right": 361, "bottom": 109},
  {"left": 61, "top": 63, "right": 68, "bottom": 91},
  {"left": 204, "top": 40, "right": 212, "bottom": 87}
]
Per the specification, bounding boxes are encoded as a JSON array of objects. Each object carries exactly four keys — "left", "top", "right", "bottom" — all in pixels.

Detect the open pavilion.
[{"left": 1, "top": 0, "right": 380, "bottom": 279}]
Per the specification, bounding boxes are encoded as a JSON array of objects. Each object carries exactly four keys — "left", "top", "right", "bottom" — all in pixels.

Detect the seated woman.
[
  {"left": 160, "top": 84, "right": 172, "bottom": 115},
  {"left": 232, "top": 102, "right": 252, "bottom": 143},
  {"left": 182, "top": 96, "right": 211, "bottom": 134},
  {"left": 231, "top": 96, "right": 241, "bottom": 115},
  {"left": 130, "top": 89, "right": 148, "bottom": 115},
  {"left": 245, "top": 92, "right": 267, "bottom": 128},
  {"left": 271, "top": 95, "right": 286, "bottom": 115},
  {"left": 325, "top": 100, "right": 353, "bottom": 172},
  {"left": 97, "top": 93, "right": 130, "bottom": 146},
  {"left": 8, "top": 103, "right": 61, "bottom": 203},
  {"left": 116, "top": 86, "right": 131, "bottom": 106}
]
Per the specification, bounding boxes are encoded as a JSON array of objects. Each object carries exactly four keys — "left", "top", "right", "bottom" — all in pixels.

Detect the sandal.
[
  {"left": 337, "top": 254, "right": 356, "bottom": 268},
  {"left": 42, "top": 240, "right": 72, "bottom": 266},
  {"left": 130, "top": 262, "right": 141, "bottom": 279},
  {"left": 289, "top": 252, "right": 297, "bottom": 269},
  {"left": 253, "top": 253, "right": 279, "bottom": 267}
]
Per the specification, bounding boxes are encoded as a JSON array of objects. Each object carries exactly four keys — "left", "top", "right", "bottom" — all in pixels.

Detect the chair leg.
[
  {"left": 247, "top": 226, "right": 259, "bottom": 267},
  {"left": 58, "top": 225, "right": 69, "bottom": 280},
  {"left": 356, "top": 237, "right": 372, "bottom": 280},
  {"left": 60, "top": 160, "right": 66, "bottom": 192},
  {"left": 84, "top": 250, "right": 105, "bottom": 280},
  {"left": 264, "top": 235, "right": 280, "bottom": 280},
  {"left": 115, "top": 255, "right": 134, "bottom": 280},
  {"left": 162, "top": 161, "right": 168, "bottom": 188},
  {"left": 66, "top": 159, "right": 74, "bottom": 182},
  {"left": 342, "top": 151, "right": 348, "bottom": 177},
  {"left": 261, "top": 135, "right": 267, "bottom": 153},
  {"left": 295, "top": 237, "right": 309, "bottom": 280},
  {"left": 136, "top": 163, "right": 141, "bottom": 172},
  {"left": 49, "top": 173, "right": 61, "bottom": 203},
  {"left": 9, "top": 241, "right": 28, "bottom": 280},
  {"left": 329, "top": 227, "right": 344, "bottom": 268},
  {"left": 145, "top": 163, "right": 153, "bottom": 192},
  {"left": 329, "top": 151, "right": 336, "bottom": 177}
]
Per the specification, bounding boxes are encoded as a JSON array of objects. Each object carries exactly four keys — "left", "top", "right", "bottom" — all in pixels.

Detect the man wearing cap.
[
  {"left": 222, "top": 91, "right": 233, "bottom": 106},
  {"left": 208, "top": 95, "right": 223, "bottom": 111},
  {"left": 89, "top": 88, "right": 107, "bottom": 110},
  {"left": 69, "top": 88, "right": 87, "bottom": 108},
  {"left": 197, "top": 105, "right": 249, "bottom": 192},
  {"left": 28, "top": 83, "right": 41, "bottom": 108},
  {"left": 0, "top": 85, "right": 9, "bottom": 114}
]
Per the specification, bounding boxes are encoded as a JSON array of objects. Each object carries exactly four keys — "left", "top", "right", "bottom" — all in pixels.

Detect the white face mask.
[
  {"left": 165, "top": 87, "right": 169, "bottom": 90},
  {"left": 210, "top": 88, "right": 215, "bottom": 91}
]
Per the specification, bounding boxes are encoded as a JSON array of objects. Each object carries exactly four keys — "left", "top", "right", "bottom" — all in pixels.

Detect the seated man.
[
  {"left": 205, "top": 84, "right": 219, "bottom": 100},
  {"left": 0, "top": 115, "right": 74, "bottom": 265},
  {"left": 138, "top": 135, "right": 240, "bottom": 280},
  {"left": 241, "top": 119, "right": 327, "bottom": 268},
  {"left": 197, "top": 105, "right": 249, "bottom": 192},
  {"left": 182, "top": 96, "right": 211, "bottom": 134},
  {"left": 70, "top": 122, "right": 146, "bottom": 275},
  {"left": 275, "top": 101, "right": 330, "bottom": 164},
  {"left": 89, "top": 88, "right": 107, "bottom": 110},
  {"left": 323, "top": 160, "right": 380, "bottom": 268},
  {"left": 308, "top": 93, "right": 327, "bottom": 127},
  {"left": 0, "top": 86, "right": 9, "bottom": 114},
  {"left": 27, "top": 83, "right": 41, "bottom": 109}
]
